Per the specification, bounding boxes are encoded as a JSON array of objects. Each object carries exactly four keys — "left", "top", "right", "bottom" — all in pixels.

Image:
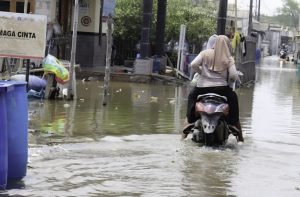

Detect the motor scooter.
[
  {"left": 183, "top": 72, "right": 243, "bottom": 146},
  {"left": 183, "top": 93, "right": 241, "bottom": 146}
]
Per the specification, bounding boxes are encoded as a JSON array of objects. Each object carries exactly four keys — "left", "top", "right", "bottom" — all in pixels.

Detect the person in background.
[{"left": 183, "top": 35, "right": 244, "bottom": 142}]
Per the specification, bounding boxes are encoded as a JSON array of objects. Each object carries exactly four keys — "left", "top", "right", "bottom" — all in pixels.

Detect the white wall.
[{"left": 35, "top": 0, "right": 56, "bottom": 22}]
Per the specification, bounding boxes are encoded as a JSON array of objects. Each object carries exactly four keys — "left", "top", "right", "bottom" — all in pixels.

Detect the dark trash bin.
[
  {"left": 0, "top": 83, "right": 13, "bottom": 190},
  {"left": 0, "top": 81, "right": 28, "bottom": 180}
]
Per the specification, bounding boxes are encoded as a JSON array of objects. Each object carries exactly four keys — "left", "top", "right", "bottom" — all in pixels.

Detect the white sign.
[
  {"left": 73, "top": 0, "right": 100, "bottom": 33},
  {"left": 0, "top": 11, "right": 47, "bottom": 59}
]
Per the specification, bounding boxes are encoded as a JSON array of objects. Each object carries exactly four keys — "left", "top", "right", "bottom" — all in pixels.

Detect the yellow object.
[
  {"left": 231, "top": 32, "right": 241, "bottom": 50},
  {"left": 43, "top": 54, "right": 69, "bottom": 84}
]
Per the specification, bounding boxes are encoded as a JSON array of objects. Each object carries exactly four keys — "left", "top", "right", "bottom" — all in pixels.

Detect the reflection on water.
[
  {"left": 28, "top": 81, "right": 187, "bottom": 143},
  {"left": 2, "top": 56, "right": 300, "bottom": 196}
]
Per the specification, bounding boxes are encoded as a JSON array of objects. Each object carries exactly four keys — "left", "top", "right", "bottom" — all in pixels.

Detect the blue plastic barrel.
[
  {"left": 0, "top": 84, "right": 13, "bottom": 190},
  {"left": 0, "top": 81, "right": 28, "bottom": 180}
]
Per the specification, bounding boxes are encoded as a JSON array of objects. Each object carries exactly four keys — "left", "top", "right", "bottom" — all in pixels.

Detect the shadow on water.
[
  {"left": 0, "top": 180, "right": 26, "bottom": 197},
  {"left": 5, "top": 180, "right": 26, "bottom": 190}
]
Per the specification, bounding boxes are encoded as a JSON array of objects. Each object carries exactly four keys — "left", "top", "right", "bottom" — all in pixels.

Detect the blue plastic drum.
[
  {"left": 0, "top": 84, "right": 13, "bottom": 190},
  {"left": 0, "top": 81, "right": 28, "bottom": 180}
]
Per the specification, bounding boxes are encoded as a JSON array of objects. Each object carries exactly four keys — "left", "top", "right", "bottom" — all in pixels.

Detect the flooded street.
[{"left": 2, "top": 56, "right": 300, "bottom": 196}]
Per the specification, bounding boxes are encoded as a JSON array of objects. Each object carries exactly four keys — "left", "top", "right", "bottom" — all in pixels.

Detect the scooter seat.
[{"left": 197, "top": 93, "right": 227, "bottom": 102}]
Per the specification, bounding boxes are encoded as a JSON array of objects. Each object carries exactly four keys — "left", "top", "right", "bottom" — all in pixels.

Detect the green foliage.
[
  {"left": 113, "top": 0, "right": 217, "bottom": 52},
  {"left": 261, "top": 14, "right": 295, "bottom": 27},
  {"left": 114, "top": 0, "right": 142, "bottom": 41},
  {"left": 166, "top": 0, "right": 217, "bottom": 51},
  {"left": 277, "top": 0, "right": 300, "bottom": 28}
]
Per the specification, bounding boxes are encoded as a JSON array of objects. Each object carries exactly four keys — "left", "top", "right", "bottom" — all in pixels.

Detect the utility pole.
[
  {"left": 102, "top": 15, "right": 113, "bottom": 106},
  {"left": 255, "top": 0, "right": 258, "bottom": 19},
  {"left": 99, "top": 0, "right": 104, "bottom": 45},
  {"left": 155, "top": 0, "right": 167, "bottom": 57},
  {"left": 248, "top": 0, "right": 253, "bottom": 36},
  {"left": 257, "top": 0, "right": 261, "bottom": 22},
  {"left": 217, "top": 0, "right": 228, "bottom": 35},
  {"left": 140, "top": 0, "right": 153, "bottom": 58},
  {"left": 235, "top": 0, "right": 237, "bottom": 32}
]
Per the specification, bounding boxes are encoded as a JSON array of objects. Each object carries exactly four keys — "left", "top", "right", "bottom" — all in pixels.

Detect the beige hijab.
[{"left": 207, "top": 35, "right": 235, "bottom": 72}]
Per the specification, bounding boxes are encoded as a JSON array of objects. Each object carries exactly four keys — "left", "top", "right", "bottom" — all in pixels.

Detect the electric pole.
[
  {"left": 257, "top": 0, "right": 261, "bottom": 22},
  {"left": 248, "top": 0, "right": 253, "bottom": 36},
  {"left": 217, "top": 0, "right": 228, "bottom": 35},
  {"left": 140, "top": 0, "right": 153, "bottom": 58},
  {"left": 155, "top": 0, "right": 167, "bottom": 57}
]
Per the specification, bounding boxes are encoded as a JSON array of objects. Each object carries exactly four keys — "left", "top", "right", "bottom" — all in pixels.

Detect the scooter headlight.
[{"left": 201, "top": 113, "right": 221, "bottom": 134}]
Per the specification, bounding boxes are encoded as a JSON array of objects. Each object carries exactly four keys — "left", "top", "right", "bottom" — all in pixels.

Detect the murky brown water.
[{"left": 2, "top": 56, "right": 300, "bottom": 196}]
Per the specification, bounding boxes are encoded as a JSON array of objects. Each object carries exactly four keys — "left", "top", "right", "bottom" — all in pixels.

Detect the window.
[
  {"left": 0, "top": 1, "right": 10, "bottom": 12},
  {"left": 0, "top": 0, "right": 35, "bottom": 13},
  {"left": 16, "top": 2, "right": 31, "bottom": 13}
]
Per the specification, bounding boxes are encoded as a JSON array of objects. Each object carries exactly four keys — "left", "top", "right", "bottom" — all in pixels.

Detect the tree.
[
  {"left": 114, "top": 0, "right": 143, "bottom": 40},
  {"left": 165, "top": 0, "right": 217, "bottom": 52},
  {"left": 113, "top": 0, "right": 217, "bottom": 64},
  {"left": 278, "top": 0, "right": 300, "bottom": 29}
]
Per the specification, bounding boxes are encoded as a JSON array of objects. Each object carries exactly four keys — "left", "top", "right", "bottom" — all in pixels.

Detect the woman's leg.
[
  {"left": 225, "top": 89, "right": 244, "bottom": 142},
  {"left": 182, "top": 87, "right": 204, "bottom": 139},
  {"left": 186, "top": 87, "right": 202, "bottom": 124},
  {"left": 207, "top": 87, "right": 244, "bottom": 142}
]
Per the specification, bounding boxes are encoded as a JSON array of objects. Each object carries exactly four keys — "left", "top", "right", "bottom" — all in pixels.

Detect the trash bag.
[
  {"left": 42, "top": 54, "right": 69, "bottom": 84},
  {"left": 27, "top": 89, "right": 45, "bottom": 99},
  {"left": 10, "top": 74, "right": 47, "bottom": 92}
]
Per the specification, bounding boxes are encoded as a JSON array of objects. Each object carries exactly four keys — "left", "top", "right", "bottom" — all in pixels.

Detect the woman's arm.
[
  {"left": 189, "top": 52, "right": 203, "bottom": 73},
  {"left": 228, "top": 64, "right": 239, "bottom": 83}
]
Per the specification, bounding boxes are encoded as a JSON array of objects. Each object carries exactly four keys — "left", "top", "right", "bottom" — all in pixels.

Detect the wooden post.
[
  {"left": 99, "top": 0, "right": 104, "bottom": 45},
  {"left": 4, "top": 58, "right": 12, "bottom": 78},
  {"left": 25, "top": 59, "right": 30, "bottom": 91},
  {"left": 0, "top": 58, "right": 3, "bottom": 73},
  {"left": 176, "top": 25, "right": 186, "bottom": 78},
  {"left": 67, "top": 0, "right": 79, "bottom": 100},
  {"left": 102, "top": 15, "right": 113, "bottom": 106},
  {"left": 24, "top": 0, "right": 28, "bottom": 13},
  {"left": 44, "top": 74, "right": 56, "bottom": 99},
  {"left": 23, "top": 0, "right": 28, "bottom": 87}
]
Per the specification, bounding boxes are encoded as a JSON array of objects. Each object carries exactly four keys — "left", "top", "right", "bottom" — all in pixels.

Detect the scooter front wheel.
[{"left": 204, "top": 133, "right": 214, "bottom": 146}]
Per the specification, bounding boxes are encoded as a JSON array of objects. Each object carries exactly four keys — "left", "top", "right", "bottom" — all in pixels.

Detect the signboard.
[
  {"left": 75, "top": 0, "right": 100, "bottom": 33},
  {"left": 0, "top": 11, "right": 47, "bottom": 59}
]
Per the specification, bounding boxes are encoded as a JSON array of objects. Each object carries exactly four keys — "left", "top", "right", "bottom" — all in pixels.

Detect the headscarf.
[
  {"left": 206, "top": 34, "right": 217, "bottom": 50},
  {"left": 190, "top": 34, "right": 216, "bottom": 70},
  {"left": 190, "top": 35, "right": 216, "bottom": 71},
  {"left": 210, "top": 35, "right": 235, "bottom": 72}
]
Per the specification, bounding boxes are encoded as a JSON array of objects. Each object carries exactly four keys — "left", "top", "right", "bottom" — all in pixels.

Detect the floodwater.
[{"left": 2, "top": 56, "right": 300, "bottom": 196}]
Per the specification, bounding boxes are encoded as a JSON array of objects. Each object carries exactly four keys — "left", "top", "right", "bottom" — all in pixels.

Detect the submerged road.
[{"left": 2, "top": 56, "right": 300, "bottom": 197}]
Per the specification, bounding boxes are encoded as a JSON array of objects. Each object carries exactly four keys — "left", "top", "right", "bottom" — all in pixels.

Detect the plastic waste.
[{"left": 43, "top": 54, "right": 69, "bottom": 84}]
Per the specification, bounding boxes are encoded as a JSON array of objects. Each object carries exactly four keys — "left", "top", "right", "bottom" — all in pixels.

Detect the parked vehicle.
[
  {"left": 182, "top": 93, "right": 240, "bottom": 146},
  {"left": 280, "top": 49, "right": 287, "bottom": 59}
]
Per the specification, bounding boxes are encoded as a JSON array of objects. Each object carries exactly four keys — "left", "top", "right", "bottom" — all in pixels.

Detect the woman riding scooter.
[{"left": 183, "top": 35, "right": 244, "bottom": 142}]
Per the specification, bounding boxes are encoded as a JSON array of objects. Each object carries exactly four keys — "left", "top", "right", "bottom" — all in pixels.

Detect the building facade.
[{"left": 0, "top": 0, "right": 114, "bottom": 67}]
